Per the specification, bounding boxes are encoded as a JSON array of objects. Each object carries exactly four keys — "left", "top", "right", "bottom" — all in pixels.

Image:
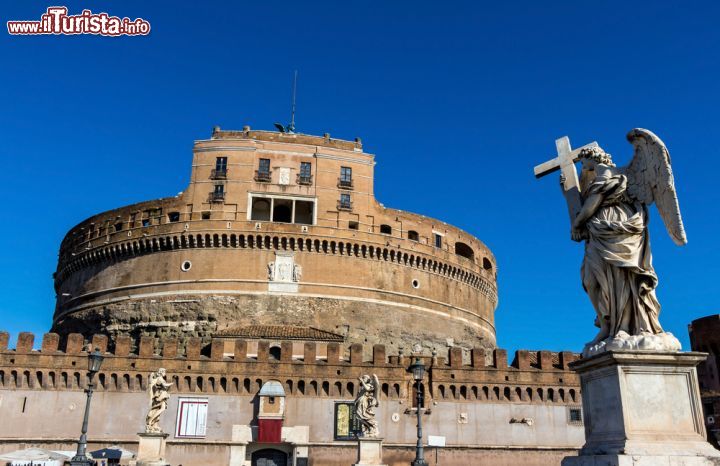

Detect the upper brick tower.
[{"left": 52, "top": 128, "right": 498, "bottom": 354}]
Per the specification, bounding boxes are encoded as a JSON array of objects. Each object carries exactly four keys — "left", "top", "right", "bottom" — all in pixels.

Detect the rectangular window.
[
  {"left": 249, "top": 194, "right": 316, "bottom": 225},
  {"left": 434, "top": 233, "right": 442, "bottom": 248},
  {"left": 259, "top": 159, "right": 270, "bottom": 174},
  {"left": 339, "top": 193, "right": 352, "bottom": 210},
  {"left": 168, "top": 212, "right": 180, "bottom": 222},
  {"left": 298, "top": 162, "right": 312, "bottom": 185},
  {"left": 213, "top": 157, "right": 227, "bottom": 179},
  {"left": 340, "top": 166, "right": 352, "bottom": 182},
  {"left": 256, "top": 158, "right": 271, "bottom": 182},
  {"left": 349, "top": 221, "right": 359, "bottom": 230},
  {"left": 175, "top": 397, "right": 208, "bottom": 438},
  {"left": 568, "top": 407, "right": 583, "bottom": 424}
]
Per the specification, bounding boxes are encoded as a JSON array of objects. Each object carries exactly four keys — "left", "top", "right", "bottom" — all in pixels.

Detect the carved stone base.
[
  {"left": 134, "top": 432, "right": 170, "bottom": 466},
  {"left": 353, "top": 437, "right": 387, "bottom": 466},
  {"left": 562, "top": 351, "right": 720, "bottom": 466}
]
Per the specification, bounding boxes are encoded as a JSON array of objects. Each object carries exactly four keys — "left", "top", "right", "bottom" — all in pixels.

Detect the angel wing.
[
  {"left": 372, "top": 374, "right": 380, "bottom": 401},
  {"left": 624, "top": 128, "right": 687, "bottom": 246}
]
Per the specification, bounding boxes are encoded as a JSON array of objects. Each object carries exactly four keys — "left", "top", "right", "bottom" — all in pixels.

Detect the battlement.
[{"left": 0, "top": 331, "right": 580, "bottom": 405}]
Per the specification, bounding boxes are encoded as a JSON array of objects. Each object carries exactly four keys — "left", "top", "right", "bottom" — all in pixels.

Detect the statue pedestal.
[
  {"left": 134, "top": 432, "right": 170, "bottom": 466},
  {"left": 562, "top": 351, "right": 720, "bottom": 466},
  {"left": 353, "top": 437, "right": 387, "bottom": 466}
]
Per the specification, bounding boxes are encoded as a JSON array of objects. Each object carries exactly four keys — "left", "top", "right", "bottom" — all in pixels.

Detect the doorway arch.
[{"left": 252, "top": 448, "right": 287, "bottom": 466}]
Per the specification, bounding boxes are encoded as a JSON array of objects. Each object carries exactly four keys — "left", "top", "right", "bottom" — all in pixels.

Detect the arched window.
[
  {"left": 454, "top": 242, "right": 475, "bottom": 261},
  {"left": 483, "top": 257, "right": 493, "bottom": 270},
  {"left": 380, "top": 224, "right": 392, "bottom": 235},
  {"left": 408, "top": 230, "right": 419, "bottom": 241},
  {"left": 269, "top": 345, "right": 281, "bottom": 361}
]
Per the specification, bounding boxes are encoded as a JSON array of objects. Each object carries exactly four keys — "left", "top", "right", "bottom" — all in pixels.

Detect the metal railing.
[
  {"left": 297, "top": 174, "right": 313, "bottom": 185},
  {"left": 255, "top": 170, "right": 272, "bottom": 182},
  {"left": 210, "top": 168, "right": 227, "bottom": 179},
  {"left": 337, "top": 200, "right": 353, "bottom": 211},
  {"left": 209, "top": 191, "right": 225, "bottom": 203},
  {"left": 338, "top": 178, "right": 354, "bottom": 189}
]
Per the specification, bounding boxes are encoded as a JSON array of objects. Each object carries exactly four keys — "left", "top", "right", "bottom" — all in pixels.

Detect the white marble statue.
[
  {"left": 145, "top": 368, "right": 172, "bottom": 433},
  {"left": 540, "top": 129, "right": 687, "bottom": 357},
  {"left": 355, "top": 374, "right": 380, "bottom": 437}
]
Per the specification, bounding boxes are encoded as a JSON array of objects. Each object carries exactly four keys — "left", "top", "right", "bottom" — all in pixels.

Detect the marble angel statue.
[
  {"left": 564, "top": 129, "right": 687, "bottom": 356},
  {"left": 354, "top": 374, "right": 380, "bottom": 437},
  {"left": 145, "top": 368, "right": 172, "bottom": 433}
]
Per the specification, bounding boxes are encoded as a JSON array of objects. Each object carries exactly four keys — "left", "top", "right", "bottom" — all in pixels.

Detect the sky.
[{"left": 1, "top": 1, "right": 718, "bottom": 354}]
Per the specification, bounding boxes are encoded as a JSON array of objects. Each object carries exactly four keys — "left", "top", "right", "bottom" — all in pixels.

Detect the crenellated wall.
[{"left": 0, "top": 331, "right": 584, "bottom": 466}]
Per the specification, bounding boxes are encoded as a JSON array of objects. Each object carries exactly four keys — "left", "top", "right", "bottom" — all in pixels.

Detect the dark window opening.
[
  {"left": 201, "top": 212, "right": 211, "bottom": 220},
  {"left": 455, "top": 242, "right": 475, "bottom": 261},
  {"left": 212, "top": 157, "right": 228, "bottom": 179},
  {"left": 482, "top": 257, "right": 493, "bottom": 270},
  {"left": 349, "top": 221, "right": 359, "bottom": 230},
  {"left": 269, "top": 346, "right": 281, "bottom": 360},
  {"left": 268, "top": 396, "right": 276, "bottom": 405},
  {"left": 272, "top": 199, "right": 292, "bottom": 223},
  {"left": 434, "top": 233, "right": 443, "bottom": 248},
  {"left": 114, "top": 222, "right": 123, "bottom": 232},
  {"left": 339, "top": 166, "right": 353, "bottom": 188},
  {"left": 168, "top": 212, "right": 180, "bottom": 222},
  {"left": 338, "top": 193, "right": 352, "bottom": 211},
  {"left": 256, "top": 158, "right": 271, "bottom": 182},
  {"left": 251, "top": 199, "right": 271, "bottom": 221},
  {"left": 295, "top": 200, "right": 314, "bottom": 225},
  {"left": 380, "top": 224, "right": 392, "bottom": 235},
  {"left": 210, "top": 184, "right": 225, "bottom": 202},
  {"left": 142, "top": 219, "right": 151, "bottom": 227},
  {"left": 569, "top": 408, "right": 582, "bottom": 423},
  {"left": 298, "top": 162, "right": 312, "bottom": 185}
]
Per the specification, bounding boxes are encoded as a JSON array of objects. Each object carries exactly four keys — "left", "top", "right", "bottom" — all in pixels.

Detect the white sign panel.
[
  {"left": 175, "top": 397, "right": 208, "bottom": 438},
  {"left": 428, "top": 435, "right": 446, "bottom": 447}
]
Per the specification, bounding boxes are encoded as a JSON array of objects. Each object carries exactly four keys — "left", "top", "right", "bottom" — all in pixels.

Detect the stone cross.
[{"left": 534, "top": 136, "right": 598, "bottom": 224}]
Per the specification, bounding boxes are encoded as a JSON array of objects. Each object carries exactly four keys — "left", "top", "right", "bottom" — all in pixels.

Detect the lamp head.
[
  {"left": 410, "top": 357, "right": 425, "bottom": 381},
  {"left": 88, "top": 348, "right": 104, "bottom": 374}
]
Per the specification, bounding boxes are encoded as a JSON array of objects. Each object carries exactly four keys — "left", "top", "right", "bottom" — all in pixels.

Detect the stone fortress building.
[
  {"left": 52, "top": 128, "right": 498, "bottom": 356},
  {"left": 0, "top": 128, "right": 588, "bottom": 466}
]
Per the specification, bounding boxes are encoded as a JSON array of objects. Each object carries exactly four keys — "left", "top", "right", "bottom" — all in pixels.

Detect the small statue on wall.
[
  {"left": 267, "top": 261, "right": 275, "bottom": 281},
  {"left": 355, "top": 374, "right": 380, "bottom": 437},
  {"left": 145, "top": 368, "right": 172, "bottom": 433}
]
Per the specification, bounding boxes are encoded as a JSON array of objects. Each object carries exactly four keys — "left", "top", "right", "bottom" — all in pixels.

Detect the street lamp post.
[
  {"left": 409, "top": 357, "right": 428, "bottom": 466},
  {"left": 70, "top": 348, "right": 104, "bottom": 466}
]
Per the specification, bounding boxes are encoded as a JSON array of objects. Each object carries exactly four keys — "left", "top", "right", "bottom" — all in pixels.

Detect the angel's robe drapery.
[{"left": 581, "top": 173, "right": 664, "bottom": 337}]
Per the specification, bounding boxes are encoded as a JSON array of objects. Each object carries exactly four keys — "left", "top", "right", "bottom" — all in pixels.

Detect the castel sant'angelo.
[
  {"left": 0, "top": 127, "right": 586, "bottom": 466},
  {"left": 52, "top": 128, "right": 498, "bottom": 356}
]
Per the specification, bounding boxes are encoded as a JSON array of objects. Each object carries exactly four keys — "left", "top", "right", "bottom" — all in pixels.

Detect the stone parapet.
[{"left": 0, "top": 331, "right": 580, "bottom": 405}]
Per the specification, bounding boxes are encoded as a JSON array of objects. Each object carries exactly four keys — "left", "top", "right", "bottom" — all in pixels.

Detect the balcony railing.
[
  {"left": 255, "top": 170, "right": 272, "bottom": 182},
  {"left": 209, "top": 191, "right": 225, "bottom": 203},
  {"left": 211, "top": 168, "right": 227, "bottom": 179},
  {"left": 337, "top": 200, "right": 353, "bottom": 211},
  {"left": 338, "top": 178, "right": 354, "bottom": 189},
  {"left": 297, "top": 174, "right": 313, "bottom": 186}
]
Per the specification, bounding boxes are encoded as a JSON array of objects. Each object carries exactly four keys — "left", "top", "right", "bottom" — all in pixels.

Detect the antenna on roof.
[{"left": 274, "top": 70, "right": 298, "bottom": 134}]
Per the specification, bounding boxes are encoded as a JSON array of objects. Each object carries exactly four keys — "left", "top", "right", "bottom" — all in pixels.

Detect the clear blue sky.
[{"left": 1, "top": 1, "right": 718, "bottom": 354}]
